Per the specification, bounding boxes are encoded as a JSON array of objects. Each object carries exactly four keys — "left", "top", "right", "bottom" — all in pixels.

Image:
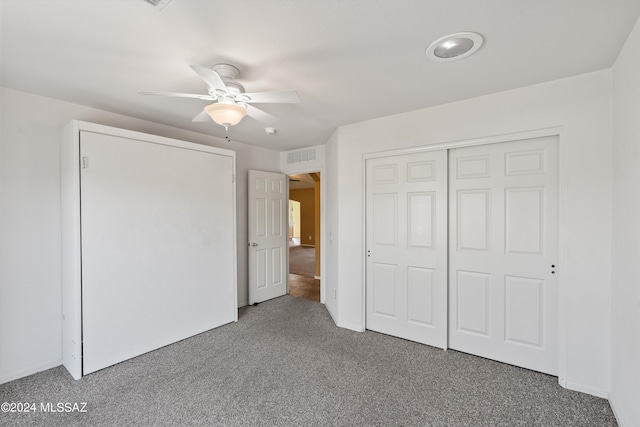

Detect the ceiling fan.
[{"left": 138, "top": 63, "right": 301, "bottom": 132}]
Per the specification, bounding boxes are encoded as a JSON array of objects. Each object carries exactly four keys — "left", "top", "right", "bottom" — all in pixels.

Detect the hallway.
[{"left": 289, "top": 243, "right": 319, "bottom": 302}]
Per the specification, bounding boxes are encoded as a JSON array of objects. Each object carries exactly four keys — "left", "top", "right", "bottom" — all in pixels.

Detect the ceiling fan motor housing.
[
  {"left": 212, "top": 63, "right": 239, "bottom": 79},
  {"left": 207, "top": 64, "right": 245, "bottom": 97},
  {"left": 222, "top": 79, "right": 245, "bottom": 96}
]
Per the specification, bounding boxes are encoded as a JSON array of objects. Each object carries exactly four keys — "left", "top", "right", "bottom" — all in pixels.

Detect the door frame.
[
  {"left": 362, "top": 126, "right": 567, "bottom": 382},
  {"left": 283, "top": 165, "right": 326, "bottom": 303}
]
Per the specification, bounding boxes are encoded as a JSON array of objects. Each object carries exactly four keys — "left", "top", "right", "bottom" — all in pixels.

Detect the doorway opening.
[
  {"left": 288, "top": 172, "right": 321, "bottom": 302},
  {"left": 289, "top": 200, "right": 301, "bottom": 246}
]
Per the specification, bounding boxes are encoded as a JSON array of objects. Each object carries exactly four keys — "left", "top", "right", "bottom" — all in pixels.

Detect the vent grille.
[
  {"left": 144, "top": 0, "right": 172, "bottom": 9},
  {"left": 287, "top": 149, "right": 316, "bottom": 164}
]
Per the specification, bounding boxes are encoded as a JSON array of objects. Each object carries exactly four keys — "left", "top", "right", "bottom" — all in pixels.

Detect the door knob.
[{"left": 250, "top": 242, "right": 258, "bottom": 247}]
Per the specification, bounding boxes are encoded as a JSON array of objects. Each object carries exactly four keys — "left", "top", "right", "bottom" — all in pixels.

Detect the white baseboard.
[
  {"left": 326, "top": 303, "right": 339, "bottom": 326},
  {"left": 0, "top": 359, "right": 62, "bottom": 385},
  {"left": 337, "top": 320, "right": 365, "bottom": 333},
  {"left": 609, "top": 391, "right": 635, "bottom": 427},
  {"left": 238, "top": 300, "right": 248, "bottom": 308},
  {"left": 324, "top": 300, "right": 365, "bottom": 332},
  {"left": 558, "top": 377, "right": 610, "bottom": 399}
]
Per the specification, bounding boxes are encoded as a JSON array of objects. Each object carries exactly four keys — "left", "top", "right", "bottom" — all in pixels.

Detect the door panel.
[
  {"left": 248, "top": 170, "right": 287, "bottom": 304},
  {"left": 272, "top": 247, "right": 283, "bottom": 284},
  {"left": 457, "top": 190, "right": 491, "bottom": 251},
  {"left": 408, "top": 192, "right": 434, "bottom": 248},
  {"left": 504, "top": 275, "right": 543, "bottom": 347},
  {"left": 366, "top": 150, "right": 448, "bottom": 348},
  {"left": 505, "top": 188, "right": 544, "bottom": 254},
  {"left": 407, "top": 267, "right": 434, "bottom": 325},
  {"left": 449, "top": 136, "right": 559, "bottom": 375},
  {"left": 456, "top": 270, "right": 490, "bottom": 336},
  {"left": 373, "top": 194, "right": 397, "bottom": 245},
  {"left": 372, "top": 263, "right": 397, "bottom": 317}
]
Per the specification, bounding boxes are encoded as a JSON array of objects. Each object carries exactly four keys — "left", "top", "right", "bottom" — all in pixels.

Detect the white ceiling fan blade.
[
  {"left": 137, "top": 90, "right": 215, "bottom": 101},
  {"left": 245, "top": 104, "right": 278, "bottom": 124},
  {"left": 241, "top": 90, "right": 301, "bottom": 104},
  {"left": 191, "top": 110, "right": 211, "bottom": 122},
  {"left": 189, "top": 65, "right": 228, "bottom": 93}
]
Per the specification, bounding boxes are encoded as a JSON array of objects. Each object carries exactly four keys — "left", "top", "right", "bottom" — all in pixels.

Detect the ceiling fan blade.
[
  {"left": 137, "top": 90, "right": 215, "bottom": 101},
  {"left": 245, "top": 104, "right": 278, "bottom": 124},
  {"left": 191, "top": 110, "right": 211, "bottom": 122},
  {"left": 241, "top": 90, "right": 301, "bottom": 104},
  {"left": 189, "top": 65, "right": 228, "bottom": 93}
]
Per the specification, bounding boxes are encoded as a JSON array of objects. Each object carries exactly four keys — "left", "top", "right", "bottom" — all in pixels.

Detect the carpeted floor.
[
  {"left": 0, "top": 296, "right": 617, "bottom": 427},
  {"left": 289, "top": 245, "right": 315, "bottom": 277}
]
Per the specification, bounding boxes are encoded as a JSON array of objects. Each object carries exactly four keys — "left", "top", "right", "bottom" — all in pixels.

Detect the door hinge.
[
  {"left": 232, "top": 174, "right": 235, "bottom": 183},
  {"left": 81, "top": 157, "right": 88, "bottom": 169}
]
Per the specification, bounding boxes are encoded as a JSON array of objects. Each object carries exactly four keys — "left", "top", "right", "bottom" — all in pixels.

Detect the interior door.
[
  {"left": 365, "top": 151, "right": 448, "bottom": 348},
  {"left": 448, "top": 136, "right": 559, "bottom": 375},
  {"left": 248, "top": 170, "right": 288, "bottom": 304}
]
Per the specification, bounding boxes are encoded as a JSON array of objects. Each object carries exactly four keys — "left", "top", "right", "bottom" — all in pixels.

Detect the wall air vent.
[
  {"left": 287, "top": 149, "right": 316, "bottom": 164},
  {"left": 143, "top": 0, "right": 172, "bottom": 10}
]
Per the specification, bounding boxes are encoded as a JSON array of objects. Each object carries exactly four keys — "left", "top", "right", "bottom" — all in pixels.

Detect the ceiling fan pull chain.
[{"left": 224, "top": 124, "right": 231, "bottom": 143}]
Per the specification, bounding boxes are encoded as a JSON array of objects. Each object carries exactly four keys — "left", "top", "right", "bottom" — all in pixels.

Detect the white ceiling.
[{"left": 2, "top": 0, "right": 639, "bottom": 151}]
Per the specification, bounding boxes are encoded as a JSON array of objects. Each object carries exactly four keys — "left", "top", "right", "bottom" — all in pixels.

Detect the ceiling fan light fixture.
[
  {"left": 426, "top": 32, "right": 483, "bottom": 62},
  {"left": 204, "top": 102, "right": 247, "bottom": 126}
]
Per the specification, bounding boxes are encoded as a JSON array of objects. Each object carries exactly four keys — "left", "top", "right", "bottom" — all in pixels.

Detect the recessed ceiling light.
[{"left": 426, "top": 32, "right": 483, "bottom": 62}]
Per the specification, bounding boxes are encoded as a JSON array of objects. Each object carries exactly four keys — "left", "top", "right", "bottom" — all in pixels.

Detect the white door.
[
  {"left": 365, "top": 151, "right": 448, "bottom": 348},
  {"left": 449, "top": 136, "right": 559, "bottom": 375},
  {"left": 248, "top": 170, "right": 288, "bottom": 304}
]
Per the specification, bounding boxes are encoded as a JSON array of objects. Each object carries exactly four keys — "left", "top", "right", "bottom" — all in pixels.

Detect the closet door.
[
  {"left": 80, "top": 131, "right": 236, "bottom": 374},
  {"left": 449, "top": 136, "right": 559, "bottom": 375},
  {"left": 365, "top": 151, "right": 448, "bottom": 348}
]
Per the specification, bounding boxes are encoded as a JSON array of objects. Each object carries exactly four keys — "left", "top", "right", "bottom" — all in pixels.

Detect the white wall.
[
  {"left": 327, "top": 70, "right": 613, "bottom": 396},
  {"left": 0, "top": 87, "right": 280, "bottom": 383},
  {"left": 323, "top": 130, "right": 340, "bottom": 323},
  {"left": 611, "top": 16, "right": 640, "bottom": 427}
]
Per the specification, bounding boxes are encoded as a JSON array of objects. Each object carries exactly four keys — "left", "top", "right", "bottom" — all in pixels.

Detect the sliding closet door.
[
  {"left": 365, "top": 151, "right": 448, "bottom": 349},
  {"left": 80, "top": 131, "right": 236, "bottom": 375},
  {"left": 449, "top": 136, "right": 559, "bottom": 375}
]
